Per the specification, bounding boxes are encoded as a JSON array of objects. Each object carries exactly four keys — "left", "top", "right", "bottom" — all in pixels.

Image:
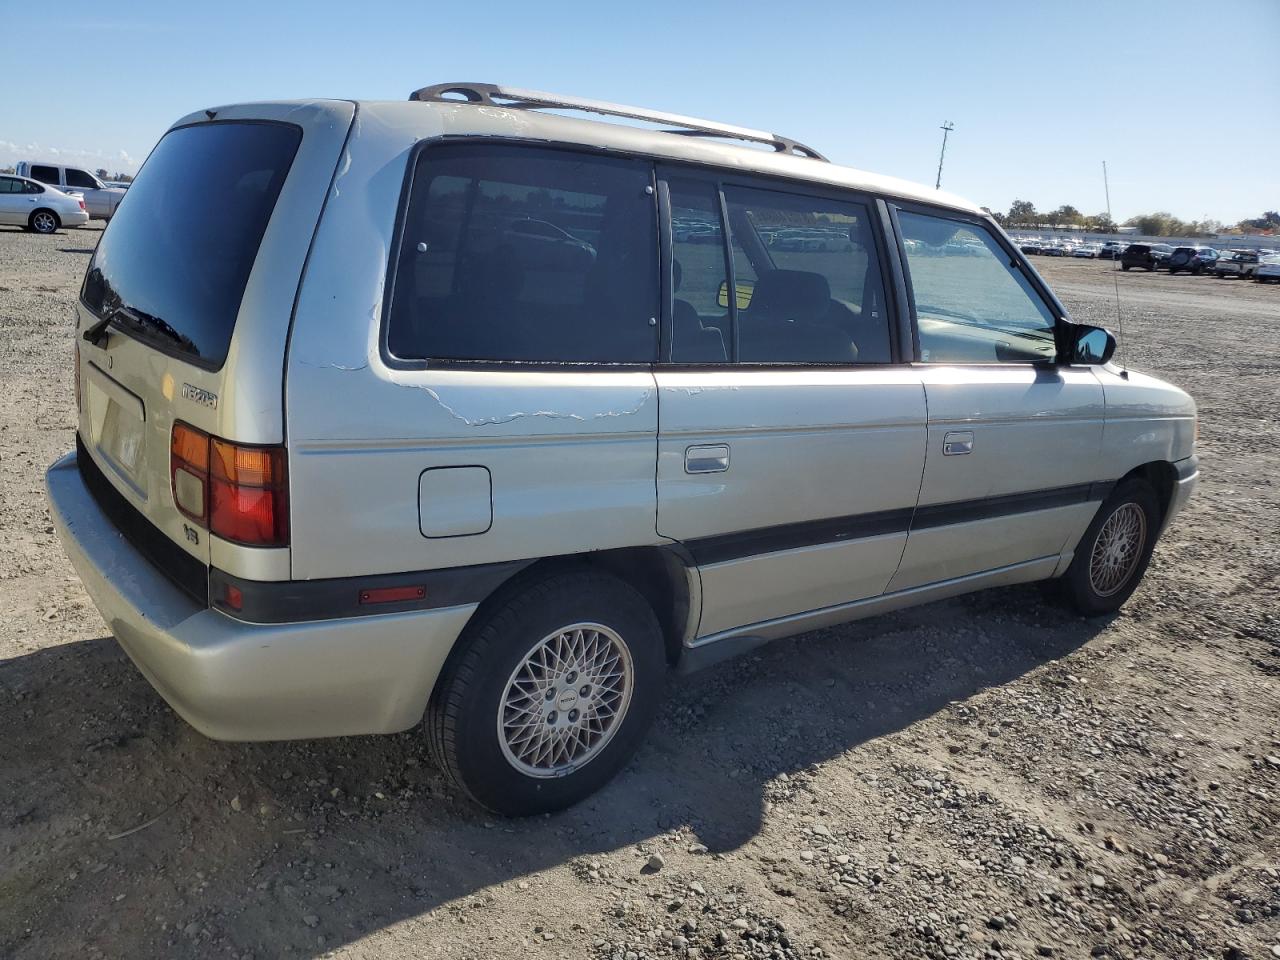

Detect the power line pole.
[{"left": 935, "top": 121, "right": 955, "bottom": 190}]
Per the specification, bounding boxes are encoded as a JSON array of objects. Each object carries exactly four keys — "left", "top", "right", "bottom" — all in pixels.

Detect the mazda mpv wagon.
[{"left": 47, "top": 83, "right": 1198, "bottom": 815}]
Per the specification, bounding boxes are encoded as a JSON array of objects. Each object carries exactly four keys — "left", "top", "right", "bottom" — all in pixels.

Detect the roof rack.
[{"left": 408, "top": 82, "right": 828, "bottom": 162}]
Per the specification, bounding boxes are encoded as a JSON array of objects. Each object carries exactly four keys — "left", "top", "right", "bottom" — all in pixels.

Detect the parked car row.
[{"left": 1013, "top": 235, "right": 1278, "bottom": 282}]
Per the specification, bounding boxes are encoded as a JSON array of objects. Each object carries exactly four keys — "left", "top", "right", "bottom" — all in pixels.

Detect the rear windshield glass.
[{"left": 82, "top": 121, "right": 301, "bottom": 369}]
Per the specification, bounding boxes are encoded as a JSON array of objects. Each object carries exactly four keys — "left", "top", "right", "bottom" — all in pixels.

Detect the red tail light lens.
[
  {"left": 210, "top": 439, "right": 288, "bottom": 546},
  {"left": 170, "top": 423, "right": 288, "bottom": 547}
]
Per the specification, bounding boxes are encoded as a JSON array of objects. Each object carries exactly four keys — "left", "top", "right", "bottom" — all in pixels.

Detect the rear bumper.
[
  {"left": 62, "top": 208, "right": 90, "bottom": 227},
  {"left": 46, "top": 451, "right": 475, "bottom": 741}
]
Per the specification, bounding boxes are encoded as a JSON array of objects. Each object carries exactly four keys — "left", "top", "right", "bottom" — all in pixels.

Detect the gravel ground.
[{"left": 1, "top": 223, "right": 1278, "bottom": 960}]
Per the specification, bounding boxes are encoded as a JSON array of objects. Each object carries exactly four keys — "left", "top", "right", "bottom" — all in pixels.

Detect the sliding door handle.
[{"left": 685, "top": 444, "right": 730, "bottom": 474}]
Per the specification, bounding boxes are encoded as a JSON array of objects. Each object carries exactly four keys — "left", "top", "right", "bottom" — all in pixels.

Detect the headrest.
[{"left": 748, "top": 270, "right": 831, "bottom": 324}]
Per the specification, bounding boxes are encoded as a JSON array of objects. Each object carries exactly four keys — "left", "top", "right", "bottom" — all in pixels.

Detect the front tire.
[
  {"left": 1058, "top": 479, "right": 1161, "bottom": 616},
  {"left": 29, "top": 209, "right": 59, "bottom": 234},
  {"left": 425, "top": 569, "right": 665, "bottom": 816}
]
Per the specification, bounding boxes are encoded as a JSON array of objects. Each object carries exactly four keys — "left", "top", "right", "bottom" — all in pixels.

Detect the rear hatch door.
[{"left": 75, "top": 101, "right": 355, "bottom": 596}]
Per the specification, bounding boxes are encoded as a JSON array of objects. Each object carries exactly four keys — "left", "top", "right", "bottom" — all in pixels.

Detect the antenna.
[
  {"left": 1102, "top": 160, "right": 1128, "bottom": 379},
  {"left": 935, "top": 121, "right": 954, "bottom": 190}
]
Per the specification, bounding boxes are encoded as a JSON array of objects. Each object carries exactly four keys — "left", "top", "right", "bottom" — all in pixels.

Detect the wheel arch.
[
  {"left": 1118, "top": 460, "right": 1177, "bottom": 521},
  {"left": 29, "top": 208, "right": 61, "bottom": 230},
  {"left": 444, "top": 545, "right": 697, "bottom": 681}
]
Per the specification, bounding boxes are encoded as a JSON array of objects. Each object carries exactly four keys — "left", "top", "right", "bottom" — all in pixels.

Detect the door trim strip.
[{"left": 685, "top": 481, "right": 1112, "bottom": 566}]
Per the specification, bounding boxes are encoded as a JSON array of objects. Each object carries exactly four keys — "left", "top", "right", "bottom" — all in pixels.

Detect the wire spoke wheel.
[
  {"left": 497, "top": 622, "right": 634, "bottom": 779},
  {"left": 1088, "top": 502, "right": 1147, "bottom": 597}
]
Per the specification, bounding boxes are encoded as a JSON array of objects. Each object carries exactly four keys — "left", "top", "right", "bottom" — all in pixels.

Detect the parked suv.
[
  {"left": 1121, "top": 242, "right": 1173, "bottom": 271},
  {"left": 46, "top": 85, "right": 1199, "bottom": 815},
  {"left": 1166, "top": 246, "right": 1219, "bottom": 275}
]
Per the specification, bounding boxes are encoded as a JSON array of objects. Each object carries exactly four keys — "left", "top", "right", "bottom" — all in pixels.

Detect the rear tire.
[
  {"left": 425, "top": 569, "right": 666, "bottom": 816},
  {"left": 29, "top": 209, "right": 59, "bottom": 234},
  {"left": 1058, "top": 478, "right": 1161, "bottom": 617},
  {"left": 1122, "top": 264, "right": 1131, "bottom": 271}
]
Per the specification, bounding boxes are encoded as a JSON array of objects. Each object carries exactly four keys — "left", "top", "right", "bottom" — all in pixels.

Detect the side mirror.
[{"left": 1068, "top": 324, "right": 1116, "bottom": 365}]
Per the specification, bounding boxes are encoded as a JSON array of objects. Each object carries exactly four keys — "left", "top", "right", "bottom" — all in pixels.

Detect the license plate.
[{"left": 85, "top": 371, "right": 147, "bottom": 496}]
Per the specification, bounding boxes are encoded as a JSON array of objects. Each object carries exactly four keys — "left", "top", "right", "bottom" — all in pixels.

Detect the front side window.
[
  {"left": 898, "top": 211, "right": 1057, "bottom": 364},
  {"left": 388, "top": 144, "right": 658, "bottom": 364},
  {"left": 30, "top": 165, "right": 59, "bottom": 185},
  {"left": 0, "top": 177, "right": 19, "bottom": 194},
  {"left": 64, "top": 167, "right": 99, "bottom": 189}
]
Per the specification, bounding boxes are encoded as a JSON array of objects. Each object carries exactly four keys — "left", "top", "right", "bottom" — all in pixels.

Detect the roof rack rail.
[{"left": 409, "top": 82, "right": 828, "bottom": 162}]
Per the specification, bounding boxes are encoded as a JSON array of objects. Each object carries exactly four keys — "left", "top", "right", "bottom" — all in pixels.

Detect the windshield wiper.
[
  {"left": 82, "top": 308, "right": 122, "bottom": 346},
  {"left": 84, "top": 305, "right": 197, "bottom": 355},
  {"left": 915, "top": 303, "right": 978, "bottom": 323}
]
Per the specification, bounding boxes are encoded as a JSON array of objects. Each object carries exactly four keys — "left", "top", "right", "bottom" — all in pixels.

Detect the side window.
[
  {"left": 65, "top": 168, "right": 99, "bottom": 189},
  {"left": 30, "top": 165, "right": 59, "bottom": 185},
  {"left": 387, "top": 144, "right": 658, "bottom": 364},
  {"left": 669, "top": 180, "right": 729, "bottom": 363},
  {"left": 0, "top": 178, "right": 16, "bottom": 194},
  {"left": 723, "top": 186, "right": 892, "bottom": 364},
  {"left": 898, "top": 211, "right": 1057, "bottom": 364},
  {"left": 24, "top": 180, "right": 44, "bottom": 194}
]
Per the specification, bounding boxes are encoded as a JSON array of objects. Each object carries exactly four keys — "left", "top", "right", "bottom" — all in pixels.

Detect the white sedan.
[
  {"left": 0, "top": 174, "right": 89, "bottom": 233},
  {"left": 1073, "top": 243, "right": 1102, "bottom": 258}
]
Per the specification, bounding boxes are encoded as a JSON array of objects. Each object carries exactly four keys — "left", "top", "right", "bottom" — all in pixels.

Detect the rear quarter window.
[{"left": 386, "top": 143, "right": 659, "bottom": 365}]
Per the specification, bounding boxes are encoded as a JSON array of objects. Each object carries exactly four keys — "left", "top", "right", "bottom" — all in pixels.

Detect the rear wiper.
[{"left": 82, "top": 308, "right": 122, "bottom": 346}]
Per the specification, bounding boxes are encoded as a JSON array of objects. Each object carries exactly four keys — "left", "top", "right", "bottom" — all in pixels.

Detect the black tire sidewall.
[
  {"left": 1063, "top": 479, "right": 1161, "bottom": 616},
  {"left": 432, "top": 571, "right": 665, "bottom": 816}
]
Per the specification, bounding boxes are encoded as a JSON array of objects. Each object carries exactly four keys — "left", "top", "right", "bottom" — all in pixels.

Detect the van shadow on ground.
[{"left": 0, "top": 584, "right": 1106, "bottom": 959}]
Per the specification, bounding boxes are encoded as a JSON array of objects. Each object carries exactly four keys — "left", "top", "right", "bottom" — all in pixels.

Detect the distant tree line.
[{"left": 990, "top": 199, "right": 1279, "bottom": 237}]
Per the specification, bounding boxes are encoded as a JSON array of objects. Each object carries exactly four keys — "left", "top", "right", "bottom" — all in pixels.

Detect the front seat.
[
  {"left": 671, "top": 260, "right": 727, "bottom": 362},
  {"left": 738, "top": 269, "right": 857, "bottom": 363}
]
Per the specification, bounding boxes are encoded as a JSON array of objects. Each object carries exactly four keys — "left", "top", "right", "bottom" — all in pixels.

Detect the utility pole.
[{"left": 935, "top": 121, "right": 955, "bottom": 190}]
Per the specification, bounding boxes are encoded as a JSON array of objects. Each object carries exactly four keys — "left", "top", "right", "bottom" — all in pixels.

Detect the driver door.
[{"left": 886, "top": 207, "right": 1105, "bottom": 591}]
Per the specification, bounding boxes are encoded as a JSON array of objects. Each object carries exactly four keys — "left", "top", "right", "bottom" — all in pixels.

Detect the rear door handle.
[
  {"left": 685, "top": 444, "right": 730, "bottom": 474},
  {"left": 943, "top": 431, "right": 973, "bottom": 456}
]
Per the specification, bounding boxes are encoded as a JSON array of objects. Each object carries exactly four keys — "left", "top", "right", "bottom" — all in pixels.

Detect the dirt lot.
[{"left": 1, "top": 224, "right": 1277, "bottom": 960}]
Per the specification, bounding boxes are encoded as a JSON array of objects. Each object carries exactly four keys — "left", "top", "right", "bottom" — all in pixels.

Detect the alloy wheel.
[
  {"left": 497, "top": 622, "right": 634, "bottom": 778},
  {"left": 1089, "top": 502, "right": 1147, "bottom": 597}
]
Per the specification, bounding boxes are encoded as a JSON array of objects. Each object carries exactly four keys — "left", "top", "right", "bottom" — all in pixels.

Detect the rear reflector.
[
  {"left": 171, "top": 422, "right": 288, "bottom": 547},
  {"left": 359, "top": 585, "right": 427, "bottom": 605}
]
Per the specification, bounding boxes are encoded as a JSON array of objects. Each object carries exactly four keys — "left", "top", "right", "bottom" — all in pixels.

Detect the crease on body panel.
[
  {"left": 398, "top": 383, "right": 654, "bottom": 428},
  {"left": 330, "top": 111, "right": 360, "bottom": 198}
]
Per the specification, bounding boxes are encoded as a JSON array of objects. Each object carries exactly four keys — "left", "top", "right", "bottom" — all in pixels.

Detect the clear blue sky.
[{"left": 2, "top": 0, "right": 1276, "bottom": 224}]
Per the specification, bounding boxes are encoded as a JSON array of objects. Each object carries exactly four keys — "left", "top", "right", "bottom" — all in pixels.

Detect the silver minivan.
[{"left": 47, "top": 83, "right": 1198, "bottom": 815}]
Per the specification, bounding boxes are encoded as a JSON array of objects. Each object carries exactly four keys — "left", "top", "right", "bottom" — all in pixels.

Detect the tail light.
[
  {"left": 77, "top": 198, "right": 86, "bottom": 211},
  {"left": 171, "top": 422, "right": 288, "bottom": 547}
]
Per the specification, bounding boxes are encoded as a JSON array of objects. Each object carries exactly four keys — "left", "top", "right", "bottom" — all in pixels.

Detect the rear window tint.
[
  {"left": 81, "top": 121, "right": 301, "bottom": 369},
  {"left": 30, "top": 165, "right": 59, "bottom": 184},
  {"left": 387, "top": 143, "right": 658, "bottom": 364}
]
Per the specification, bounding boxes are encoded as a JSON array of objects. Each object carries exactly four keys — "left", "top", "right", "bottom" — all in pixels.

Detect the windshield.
[{"left": 81, "top": 121, "right": 302, "bottom": 369}]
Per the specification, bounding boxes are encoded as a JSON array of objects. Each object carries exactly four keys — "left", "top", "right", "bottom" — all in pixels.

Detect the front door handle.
[
  {"left": 943, "top": 431, "right": 973, "bottom": 456},
  {"left": 685, "top": 444, "right": 730, "bottom": 474}
]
